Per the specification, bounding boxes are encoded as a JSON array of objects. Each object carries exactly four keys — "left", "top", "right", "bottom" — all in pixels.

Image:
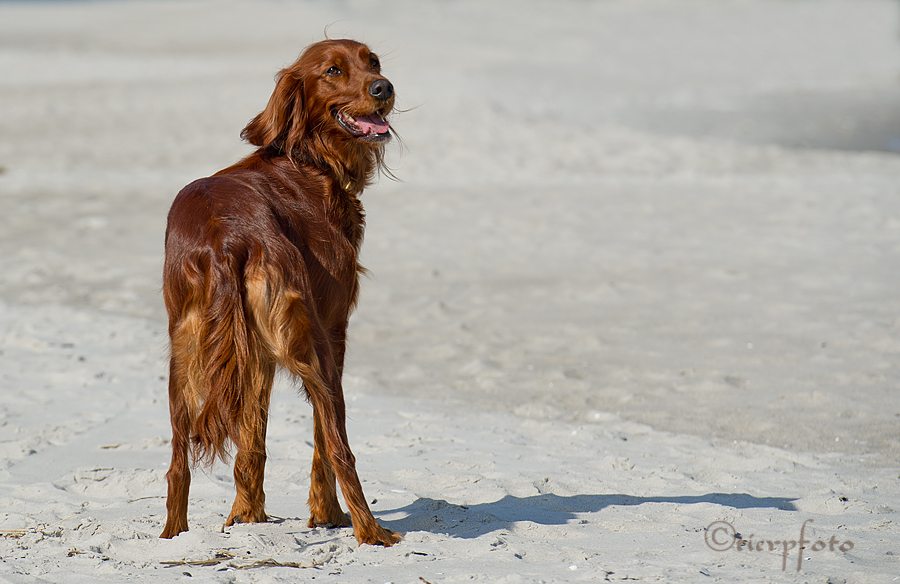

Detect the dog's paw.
[
  {"left": 307, "top": 510, "right": 352, "bottom": 529},
  {"left": 225, "top": 508, "right": 268, "bottom": 528},
  {"left": 160, "top": 522, "right": 188, "bottom": 539},
  {"left": 355, "top": 524, "right": 402, "bottom": 547}
]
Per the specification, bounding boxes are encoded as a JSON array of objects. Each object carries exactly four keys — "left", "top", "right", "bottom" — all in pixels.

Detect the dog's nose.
[{"left": 369, "top": 79, "right": 394, "bottom": 101}]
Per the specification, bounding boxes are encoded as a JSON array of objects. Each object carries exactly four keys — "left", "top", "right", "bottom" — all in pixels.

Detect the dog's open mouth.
[{"left": 334, "top": 110, "right": 391, "bottom": 143}]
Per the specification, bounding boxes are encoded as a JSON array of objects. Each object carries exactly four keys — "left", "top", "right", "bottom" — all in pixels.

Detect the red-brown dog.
[{"left": 160, "top": 39, "right": 400, "bottom": 546}]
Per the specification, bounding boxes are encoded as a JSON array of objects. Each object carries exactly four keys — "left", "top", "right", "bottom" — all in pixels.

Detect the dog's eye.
[
  {"left": 326, "top": 66, "right": 342, "bottom": 76},
  {"left": 369, "top": 56, "right": 380, "bottom": 70}
]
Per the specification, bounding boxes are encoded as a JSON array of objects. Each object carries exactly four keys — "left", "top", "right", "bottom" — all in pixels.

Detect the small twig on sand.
[
  {"left": 161, "top": 551, "right": 316, "bottom": 570},
  {"left": 0, "top": 514, "right": 80, "bottom": 538},
  {"left": 230, "top": 558, "right": 316, "bottom": 570},
  {"left": 160, "top": 551, "right": 235, "bottom": 567},
  {"left": 0, "top": 530, "right": 28, "bottom": 539},
  {"left": 127, "top": 495, "right": 165, "bottom": 503}
]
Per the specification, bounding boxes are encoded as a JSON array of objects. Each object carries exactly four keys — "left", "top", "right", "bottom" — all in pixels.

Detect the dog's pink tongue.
[{"left": 355, "top": 114, "right": 389, "bottom": 135}]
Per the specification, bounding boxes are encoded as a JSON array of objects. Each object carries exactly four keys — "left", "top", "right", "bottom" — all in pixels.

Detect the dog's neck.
[{"left": 293, "top": 141, "right": 380, "bottom": 197}]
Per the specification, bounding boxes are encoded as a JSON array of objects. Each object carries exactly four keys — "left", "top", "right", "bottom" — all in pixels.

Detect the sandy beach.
[{"left": 1, "top": 0, "right": 899, "bottom": 582}]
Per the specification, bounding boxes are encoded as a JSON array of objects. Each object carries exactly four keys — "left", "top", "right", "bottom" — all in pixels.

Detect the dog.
[{"left": 159, "top": 39, "right": 400, "bottom": 547}]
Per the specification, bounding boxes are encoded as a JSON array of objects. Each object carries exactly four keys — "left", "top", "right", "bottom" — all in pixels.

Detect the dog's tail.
[
  {"left": 166, "top": 242, "right": 260, "bottom": 467},
  {"left": 196, "top": 254, "right": 255, "bottom": 465}
]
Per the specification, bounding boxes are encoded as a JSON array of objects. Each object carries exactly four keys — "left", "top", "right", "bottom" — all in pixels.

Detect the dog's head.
[{"left": 241, "top": 39, "right": 395, "bottom": 182}]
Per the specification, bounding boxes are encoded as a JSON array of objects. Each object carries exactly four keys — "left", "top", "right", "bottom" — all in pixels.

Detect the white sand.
[{"left": 1, "top": 1, "right": 899, "bottom": 582}]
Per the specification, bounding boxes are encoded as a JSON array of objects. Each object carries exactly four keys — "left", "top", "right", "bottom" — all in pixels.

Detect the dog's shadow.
[{"left": 376, "top": 493, "right": 797, "bottom": 539}]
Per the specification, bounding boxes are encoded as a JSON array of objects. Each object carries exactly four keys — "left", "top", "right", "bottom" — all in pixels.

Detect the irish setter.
[{"left": 160, "top": 39, "right": 400, "bottom": 546}]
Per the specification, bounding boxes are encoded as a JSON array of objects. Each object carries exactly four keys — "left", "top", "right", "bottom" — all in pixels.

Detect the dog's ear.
[{"left": 240, "top": 68, "right": 307, "bottom": 154}]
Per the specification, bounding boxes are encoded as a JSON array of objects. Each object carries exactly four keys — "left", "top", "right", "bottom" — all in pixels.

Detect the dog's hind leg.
[
  {"left": 161, "top": 353, "right": 193, "bottom": 538},
  {"left": 224, "top": 341, "right": 276, "bottom": 528}
]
